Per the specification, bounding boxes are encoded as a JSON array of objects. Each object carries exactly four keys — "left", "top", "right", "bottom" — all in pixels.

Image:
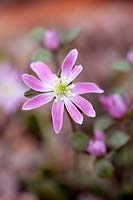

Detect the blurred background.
[{"left": 0, "top": 0, "right": 133, "bottom": 200}]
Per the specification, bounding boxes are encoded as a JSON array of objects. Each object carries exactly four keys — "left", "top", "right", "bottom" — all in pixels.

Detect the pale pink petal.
[
  {"left": 70, "top": 95, "right": 96, "bottom": 117},
  {"left": 61, "top": 49, "right": 78, "bottom": 78},
  {"left": 52, "top": 100, "right": 64, "bottom": 134},
  {"left": 22, "top": 73, "right": 45, "bottom": 92},
  {"left": 72, "top": 82, "right": 104, "bottom": 94},
  {"left": 64, "top": 97, "right": 83, "bottom": 124},
  {"left": 22, "top": 93, "right": 54, "bottom": 110},
  {"left": 30, "top": 61, "right": 55, "bottom": 84},
  {"left": 68, "top": 65, "right": 83, "bottom": 82}
]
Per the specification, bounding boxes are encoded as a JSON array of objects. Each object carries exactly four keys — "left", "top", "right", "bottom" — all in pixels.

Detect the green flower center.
[
  {"left": 52, "top": 77, "right": 75, "bottom": 101},
  {"left": 58, "top": 84, "right": 67, "bottom": 95}
]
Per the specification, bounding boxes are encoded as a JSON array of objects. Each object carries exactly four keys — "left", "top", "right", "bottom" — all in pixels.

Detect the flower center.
[
  {"left": 52, "top": 77, "right": 75, "bottom": 101},
  {"left": 58, "top": 83, "right": 66, "bottom": 95}
]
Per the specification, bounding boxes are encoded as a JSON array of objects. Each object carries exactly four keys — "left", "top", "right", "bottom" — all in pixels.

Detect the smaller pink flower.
[
  {"left": 127, "top": 51, "right": 133, "bottom": 64},
  {"left": 86, "top": 130, "right": 106, "bottom": 157},
  {"left": 0, "top": 64, "right": 25, "bottom": 114},
  {"left": 22, "top": 49, "right": 104, "bottom": 133},
  {"left": 100, "top": 93, "right": 130, "bottom": 119},
  {"left": 43, "top": 29, "right": 60, "bottom": 51}
]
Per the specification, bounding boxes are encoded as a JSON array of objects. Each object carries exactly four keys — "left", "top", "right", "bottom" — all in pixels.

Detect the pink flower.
[
  {"left": 127, "top": 51, "right": 133, "bottom": 64},
  {"left": 0, "top": 64, "right": 25, "bottom": 114},
  {"left": 22, "top": 49, "right": 104, "bottom": 133},
  {"left": 100, "top": 93, "right": 130, "bottom": 119},
  {"left": 86, "top": 130, "right": 106, "bottom": 157},
  {"left": 43, "top": 29, "right": 60, "bottom": 51}
]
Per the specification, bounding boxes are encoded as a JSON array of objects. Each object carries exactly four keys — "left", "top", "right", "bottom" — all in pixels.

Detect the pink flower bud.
[
  {"left": 94, "top": 129, "right": 105, "bottom": 141},
  {"left": 43, "top": 29, "right": 60, "bottom": 51},
  {"left": 100, "top": 93, "right": 130, "bottom": 119},
  {"left": 86, "top": 130, "right": 106, "bottom": 157},
  {"left": 127, "top": 51, "right": 133, "bottom": 64},
  {"left": 87, "top": 140, "right": 106, "bottom": 157}
]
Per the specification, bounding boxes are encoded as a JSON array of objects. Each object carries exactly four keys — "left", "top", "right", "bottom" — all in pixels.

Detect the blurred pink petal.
[
  {"left": 100, "top": 93, "right": 130, "bottom": 118},
  {"left": 127, "top": 51, "right": 133, "bottom": 64},
  {"left": 0, "top": 64, "right": 25, "bottom": 114}
]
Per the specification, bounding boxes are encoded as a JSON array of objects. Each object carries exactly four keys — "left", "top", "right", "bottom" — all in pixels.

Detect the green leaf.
[
  {"left": 24, "top": 89, "right": 40, "bottom": 98},
  {"left": 27, "top": 178, "right": 67, "bottom": 200},
  {"left": 96, "top": 159, "right": 114, "bottom": 179},
  {"left": 31, "top": 49, "right": 52, "bottom": 62},
  {"left": 114, "top": 148, "right": 133, "bottom": 167},
  {"left": 71, "top": 132, "right": 89, "bottom": 152},
  {"left": 30, "top": 27, "right": 46, "bottom": 42},
  {"left": 112, "top": 60, "right": 131, "bottom": 72},
  {"left": 60, "top": 28, "right": 81, "bottom": 44},
  {"left": 94, "top": 116, "right": 114, "bottom": 131},
  {"left": 66, "top": 28, "right": 81, "bottom": 42},
  {"left": 107, "top": 131, "right": 130, "bottom": 150}
]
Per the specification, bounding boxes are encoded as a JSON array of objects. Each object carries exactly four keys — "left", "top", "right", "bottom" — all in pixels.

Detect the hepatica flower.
[
  {"left": 22, "top": 49, "right": 104, "bottom": 133},
  {"left": 100, "top": 93, "right": 130, "bottom": 119},
  {"left": 0, "top": 65, "right": 25, "bottom": 114}
]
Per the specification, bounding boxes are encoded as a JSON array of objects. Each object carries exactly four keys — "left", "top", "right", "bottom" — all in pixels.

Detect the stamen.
[{"left": 52, "top": 77, "right": 74, "bottom": 101}]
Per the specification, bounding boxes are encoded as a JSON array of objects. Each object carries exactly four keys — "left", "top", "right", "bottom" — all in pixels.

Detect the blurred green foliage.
[
  {"left": 112, "top": 60, "right": 131, "bottom": 72},
  {"left": 71, "top": 132, "right": 89, "bottom": 152},
  {"left": 96, "top": 159, "right": 114, "bottom": 179},
  {"left": 107, "top": 131, "right": 130, "bottom": 150},
  {"left": 31, "top": 49, "right": 52, "bottom": 62},
  {"left": 30, "top": 27, "right": 46, "bottom": 43}
]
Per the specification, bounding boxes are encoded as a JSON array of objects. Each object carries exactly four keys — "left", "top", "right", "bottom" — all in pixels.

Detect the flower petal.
[
  {"left": 70, "top": 95, "right": 96, "bottom": 117},
  {"left": 22, "top": 93, "right": 54, "bottom": 110},
  {"left": 52, "top": 100, "right": 64, "bottom": 134},
  {"left": 68, "top": 65, "right": 83, "bottom": 82},
  {"left": 72, "top": 82, "right": 104, "bottom": 94},
  {"left": 22, "top": 73, "right": 45, "bottom": 92},
  {"left": 61, "top": 49, "right": 78, "bottom": 78},
  {"left": 30, "top": 61, "right": 55, "bottom": 84},
  {"left": 64, "top": 97, "right": 83, "bottom": 124}
]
